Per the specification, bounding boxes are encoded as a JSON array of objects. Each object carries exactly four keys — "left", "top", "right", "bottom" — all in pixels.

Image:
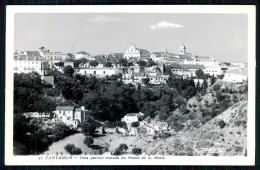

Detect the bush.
[
  {"left": 153, "top": 135, "right": 158, "bottom": 140},
  {"left": 159, "top": 132, "right": 171, "bottom": 139},
  {"left": 218, "top": 120, "right": 226, "bottom": 129},
  {"left": 64, "top": 144, "right": 75, "bottom": 153},
  {"left": 213, "top": 84, "right": 220, "bottom": 91},
  {"left": 119, "top": 144, "right": 128, "bottom": 151},
  {"left": 131, "top": 121, "right": 140, "bottom": 128},
  {"left": 70, "top": 147, "right": 82, "bottom": 155},
  {"left": 113, "top": 148, "right": 123, "bottom": 155},
  {"left": 232, "top": 94, "right": 239, "bottom": 103},
  {"left": 84, "top": 136, "right": 94, "bottom": 147},
  {"left": 64, "top": 144, "right": 82, "bottom": 155},
  {"left": 132, "top": 148, "right": 142, "bottom": 155}
]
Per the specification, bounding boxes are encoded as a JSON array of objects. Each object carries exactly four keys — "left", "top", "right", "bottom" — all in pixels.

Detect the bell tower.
[{"left": 179, "top": 43, "right": 186, "bottom": 54}]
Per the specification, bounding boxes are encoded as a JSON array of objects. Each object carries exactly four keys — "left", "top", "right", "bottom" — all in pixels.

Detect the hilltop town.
[{"left": 13, "top": 44, "right": 248, "bottom": 156}]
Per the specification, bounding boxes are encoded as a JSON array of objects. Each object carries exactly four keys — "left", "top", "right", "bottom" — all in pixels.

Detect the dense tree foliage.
[
  {"left": 63, "top": 65, "right": 74, "bottom": 77},
  {"left": 89, "top": 60, "right": 99, "bottom": 67}
]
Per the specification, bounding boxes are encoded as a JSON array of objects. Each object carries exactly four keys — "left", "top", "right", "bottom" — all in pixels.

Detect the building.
[
  {"left": 44, "top": 52, "right": 68, "bottom": 62},
  {"left": 14, "top": 51, "right": 50, "bottom": 76},
  {"left": 169, "top": 63, "right": 205, "bottom": 77},
  {"left": 74, "top": 51, "right": 94, "bottom": 60},
  {"left": 76, "top": 67, "right": 123, "bottom": 77},
  {"left": 53, "top": 106, "right": 88, "bottom": 128},
  {"left": 148, "top": 73, "right": 169, "bottom": 84},
  {"left": 124, "top": 44, "right": 151, "bottom": 60},
  {"left": 123, "top": 72, "right": 169, "bottom": 85},
  {"left": 121, "top": 112, "right": 144, "bottom": 124},
  {"left": 223, "top": 69, "right": 248, "bottom": 83}
]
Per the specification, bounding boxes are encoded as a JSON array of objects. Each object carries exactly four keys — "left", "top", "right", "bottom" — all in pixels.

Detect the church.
[{"left": 123, "top": 43, "right": 151, "bottom": 60}]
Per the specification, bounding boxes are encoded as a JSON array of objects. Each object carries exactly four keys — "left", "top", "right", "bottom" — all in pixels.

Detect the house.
[
  {"left": 53, "top": 106, "right": 88, "bottom": 128},
  {"left": 169, "top": 63, "right": 203, "bottom": 77},
  {"left": 24, "top": 112, "right": 51, "bottom": 119},
  {"left": 223, "top": 69, "right": 248, "bottom": 83},
  {"left": 121, "top": 112, "right": 144, "bottom": 124},
  {"left": 148, "top": 73, "right": 169, "bottom": 84},
  {"left": 43, "top": 52, "right": 68, "bottom": 63},
  {"left": 76, "top": 67, "right": 123, "bottom": 77},
  {"left": 13, "top": 51, "right": 50, "bottom": 76},
  {"left": 74, "top": 51, "right": 94, "bottom": 60}
]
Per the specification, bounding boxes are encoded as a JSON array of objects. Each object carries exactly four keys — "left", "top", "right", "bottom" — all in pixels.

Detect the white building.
[
  {"left": 74, "top": 51, "right": 94, "bottom": 60},
  {"left": 76, "top": 67, "right": 123, "bottom": 77},
  {"left": 44, "top": 52, "right": 68, "bottom": 62},
  {"left": 223, "top": 69, "right": 248, "bottom": 83},
  {"left": 121, "top": 112, "right": 144, "bottom": 124},
  {"left": 53, "top": 106, "right": 88, "bottom": 128},
  {"left": 124, "top": 44, "right": 150, "bottom": 60},
  {"left": 14, "top": 51, "right": 50, "bottom": 76},
  {"left": 169, "top": 63, "right": 205, "bottom": 77}
]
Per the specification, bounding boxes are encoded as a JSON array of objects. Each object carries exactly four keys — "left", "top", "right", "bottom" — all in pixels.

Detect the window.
[
  {"left": 85, "top": 71, "right": 86, "bottom": 74},
  {"left": 94, "top": 71, "right": 96, "bottom": 74},
  {"left": 103, "top": 71, "right": 105, "bottom": 74}
]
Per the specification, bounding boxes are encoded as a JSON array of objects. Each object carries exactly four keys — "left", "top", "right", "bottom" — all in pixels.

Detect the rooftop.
[
  {"left": 56, "top": 106, "right": 74, "bottom": 111},
  {"left": 226, "top": 69, "right": 248, "bottom": 76}
]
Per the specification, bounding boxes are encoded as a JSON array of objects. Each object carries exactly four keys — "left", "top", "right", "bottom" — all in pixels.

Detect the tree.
[
  {"left": 195, "top": 69, "right": 204, "bottom": 79},
  {"left": 210, "top": 75, "right": 216, "bottom": 85},
  {"left": 217, "top": 74, "right": 224, "bottom": 79},
  {"left": 54, "top": 62, "right": 64, "bottom": 67},
  {"left": 89, "top": 60, "right": 99, "bottom": 67},
  {"left": 127, "top": 62, "right": 134, "bottom": 67},
  {"left": 174, "top": 96, "right": 185, "bottom": 108},
  {"left": 104, "top": 61, "right": 113, "bottom": 68},
  {"left": 202, "top": 79, "right": 208, "bottom": 93},
  {"left": 138, "top": 60, "right": 147, "bottom": 67},
  {"left": 84, "top": 136, "right": 94, "bottom": 147},
  {"left": 81, "top": 119, "right": 96, "bottom": 135},
  {"left": 158, "top": 106, "right": 171, "bottom": 120},
  {"left": 232, "top": 94, "right": 239, "bottom": 103},
  {"left": 118, "top": 58, "right": 128, "bottom": 67},
  {"left": 14, "top": 72, "right": 43, "bottom": 113},
  {"left": 147, "top": 59, "right": 156, "bottom": 67},
  {"left": 35, "top": 97, "right": 56, "bottom": 122},
  {"left": 63, "top": 65, "right": 74, "bottom": 77},
  {"left": 131, "top": 121, "right": 140, "bottom": 136},
  {"left": 142, "top": 78, "right": 150, "bottom": 86}
]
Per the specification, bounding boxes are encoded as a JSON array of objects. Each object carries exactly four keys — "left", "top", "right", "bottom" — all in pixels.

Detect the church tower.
[{"left": 179, "top": 43, "right": 186, "bottom": 54}]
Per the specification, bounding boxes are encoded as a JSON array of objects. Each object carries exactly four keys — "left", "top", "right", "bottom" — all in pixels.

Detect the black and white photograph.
[{"left": 5, "top": 5, "right": 256, "bottom": 165}]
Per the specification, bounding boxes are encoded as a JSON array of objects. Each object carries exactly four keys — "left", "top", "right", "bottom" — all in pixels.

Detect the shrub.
[
  {"left": 70, "top": 147, "right": 82, "bottom": 155},
  {"left": 113, "top": 148, "right": 123, "bottom": 155},
  {"left": 232, "top": 94, "right": 239, "bottom": 103},
  {"left": 119, "top": 144, "right": 128, "bottom": 151},
  {"left": 159, "top": 132, "right": 171, "bottom": 139},
  {"left": 153, "top": 135, "right": 158, "bottom": 140},
  {"left": 64, "top": 144, "right": 82, "bottom": 155},
  {"left": 84, "top": 136, "right": 94, "bottom": 147},
  {"left": 132, "top": 148, "right": 142, "bottom": 155},
  {"left": 213, "top": 84, "right": 220, "bottom": 91},
  {"left": 218, "top": 120, "right": 226, "bottom": 129},
  {"left": 64, "top": 144, "right": 75, "bottom": 153}
]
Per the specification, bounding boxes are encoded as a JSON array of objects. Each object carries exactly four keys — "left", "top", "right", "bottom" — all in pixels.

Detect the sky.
[{"left": 14, "top": 13, "right": 248, "bottom": 62}]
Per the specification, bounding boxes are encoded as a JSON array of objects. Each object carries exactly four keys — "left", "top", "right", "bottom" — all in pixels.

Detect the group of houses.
[{"left": 14, "top": 43, "right": 248, "bottom": 83}]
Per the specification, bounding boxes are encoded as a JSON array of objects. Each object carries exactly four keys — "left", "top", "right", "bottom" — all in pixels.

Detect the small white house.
[{"left": 121, "top": 112, "right": 144, "bottom": 124}]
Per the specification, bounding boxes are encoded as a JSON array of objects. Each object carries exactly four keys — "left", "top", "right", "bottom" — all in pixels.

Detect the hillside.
[
  {"left": 141, "top": 100, "right": 247, "bottom": 156},
  {"left": 141, "top": 81, "right": 248, "bottom": 156}
]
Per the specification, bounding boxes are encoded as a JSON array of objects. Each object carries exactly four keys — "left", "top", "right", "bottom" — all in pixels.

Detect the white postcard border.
[{"left": 5, "top": 5, "right": 256, "bottom": 165}]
